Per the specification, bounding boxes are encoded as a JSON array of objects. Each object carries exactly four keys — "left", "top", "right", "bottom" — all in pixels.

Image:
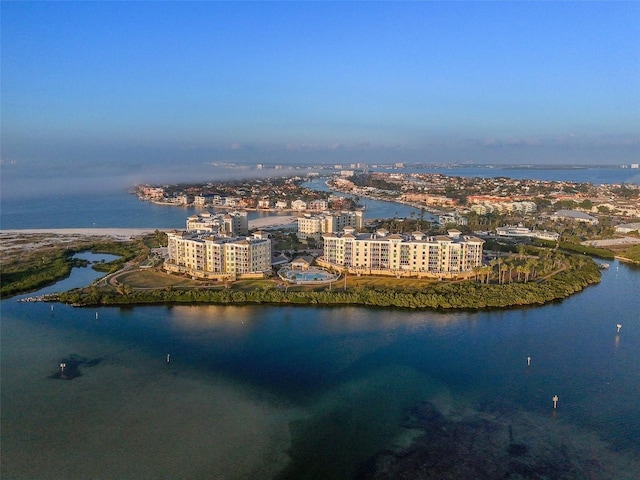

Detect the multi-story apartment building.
[
  {"left": 165, "top": 230, "right": 271, "bottom": 279},
  {"left": 297, "top": 211, "right": 364, "bottom": 244},
  {"left": 320, "top": 227, "right": 483, "bottom": 277},
  {"left": 470, "top": 201, "right": 536, "bottom": 215},
  {"left": 186, "top": 211, "right": 248, "bottom": 236}
]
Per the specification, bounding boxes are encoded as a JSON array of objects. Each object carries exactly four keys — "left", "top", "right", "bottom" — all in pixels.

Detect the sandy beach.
[
  {"left": 0, "top": 217, "right": 299, "bottom": 255},
  {"left": 0, "top": 216, "right": 298, "bottom": 240},
  {"left": 0, "top": 228, "right": 163, "bottom": 240},
  {"left": 249, "top": 215, "right": 298, "bottom": 229}
]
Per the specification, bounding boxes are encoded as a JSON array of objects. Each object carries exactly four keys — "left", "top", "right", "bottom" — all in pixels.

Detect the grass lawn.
[
  {"left": 115, "top": 268, "right": 446, "bottom": 292},
  {"left": 231, "top": 279, "right": 280, "bottom": 291},
  {"left": 116, "top": 269, "right": 205, "bottom": 288},
  {"left": 344, "top": 275, "right": 440, "bottom": 290}
]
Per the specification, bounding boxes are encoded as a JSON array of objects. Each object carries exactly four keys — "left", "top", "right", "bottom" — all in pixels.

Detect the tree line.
[{"left": 59, "top": 252, "right": 601, "bottom": 310}]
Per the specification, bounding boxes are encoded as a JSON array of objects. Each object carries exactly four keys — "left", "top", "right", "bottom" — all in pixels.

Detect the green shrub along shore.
[
  {"left": 0, "top": 250, "right": 88, "bottom": 298},
  {"left": 59, "top": 254, "right": 601, "bottom": 310},
  {"left": 0, "top": 233, "right": 164, "bottom": 299},
  {"left": 533, "top": 238, "right": 616, "bottom": 259}
]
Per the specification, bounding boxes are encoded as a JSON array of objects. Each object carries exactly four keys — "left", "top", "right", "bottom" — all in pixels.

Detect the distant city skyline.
[{"left": 1, "top": 1, "right": 639, "bottom": 170}]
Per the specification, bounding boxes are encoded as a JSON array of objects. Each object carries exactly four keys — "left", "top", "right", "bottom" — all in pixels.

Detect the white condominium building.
[
  {"left": 165, "top": 231, "right": 271, "bottom": 279},
  {"left": 322, "top": 227, "right": 483, "bottom": 275},
  {"left": 471, "top": 201, "right": 537, "bottom": 215},
  {"left": 297, "top": 211, "right": 365, "bottom": 243},
  {"left": 186, "top": 211, "right": 248, "bottom": 236}
]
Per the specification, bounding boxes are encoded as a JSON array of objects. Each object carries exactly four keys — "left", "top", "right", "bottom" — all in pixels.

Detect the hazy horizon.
[{"left": 1, "top": 2, "right": 639, "bottom": 173}]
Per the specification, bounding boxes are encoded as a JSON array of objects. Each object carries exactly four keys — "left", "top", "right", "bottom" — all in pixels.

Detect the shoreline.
[
  {"left": 0, "top": 216, "right": 300, "bottom": 240},
  {"left": 57, "top": 262, "right": 602, "bottom": 310},
  {"left": 0, "top": 228, "right": 163, "bottom": 240}
]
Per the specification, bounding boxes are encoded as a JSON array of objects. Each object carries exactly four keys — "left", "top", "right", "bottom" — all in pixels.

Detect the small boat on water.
[{"left": 598, "top": 263, "right": 610, "bottom": 269}]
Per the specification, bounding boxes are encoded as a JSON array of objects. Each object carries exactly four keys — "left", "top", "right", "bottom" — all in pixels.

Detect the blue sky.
[{"left": 2, "top": 1, "right": 639, "bottom": 168}]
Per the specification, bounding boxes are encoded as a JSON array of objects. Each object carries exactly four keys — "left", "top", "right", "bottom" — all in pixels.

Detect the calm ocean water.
[
  {"left": 1, "top": 165, "right": 640, "bottom": 479},
  {"left": 1, "top": 164, "right": 638, "bottom": 229},
  {"left": 2, "top": 258, "right": 639, "bottom": 479}
]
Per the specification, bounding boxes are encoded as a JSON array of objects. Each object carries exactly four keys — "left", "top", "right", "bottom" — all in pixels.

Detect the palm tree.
[
  {"left": 553, "top": 252, "right": 566, "bottom": 270},
  {"left": 505, "top": 260, "right": 514, "bottom": 284},
  {"left": 472, "top": 265, "right": 482, "bottom": 283},
  {"left": 489, "top": 258, "right": 498, "bottom": 283},
  {"left": 516, "top": 265, "right": 524, "bottom": 282},
  {"left": 522, "top": 265, "right": 531, "bottom": 283},
  {"left": 495, "top": 257, "right": 504, "bottom": 283},
  {"left": 525, "top": 258, "right": 537, "bottom": 280},
  {"left": 500, "top": 264, "right": 508, "bottom": 285}
]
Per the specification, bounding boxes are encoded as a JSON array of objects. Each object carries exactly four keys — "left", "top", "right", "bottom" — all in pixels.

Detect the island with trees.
[
  {"left": 3, "top": 170, "right": 639, "bottom": 310},
  {"left": 3, "top": 228, "right": 603, "bottom": 311}
]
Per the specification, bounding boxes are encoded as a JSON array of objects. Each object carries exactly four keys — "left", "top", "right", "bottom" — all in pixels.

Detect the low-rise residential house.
[
  {"left": 438, "top": 213, "right": 468, "bottom": 226},
  {"left": 257, "top": 198, "right": 271, "bottom": 209},
  {"left": 271, "top": 252, "right": 291, "bottom": 267},
  {"left": 290, "top": 255, "right": 314, "bottom": 270},
  {"left": 308, "top": 200, "right": 329, "bottom": 211},
  {"left": 470, "top": 204, "right": 496, "bottom": 215},
  {"left": 551, "top": 209, "right": 599, "bottom": 225},
  {"left": 496, "top": 225, "right": 560, "bottom": 241},
  {"left": 614, "top": 203, "right": 640, "bottom": 217},
  {"left": 614, "top": 223, "right": 640, "bottom": 234},
  {"left": 175, "top": 194, "right": 189, "bottom": 205},
  {"left": 496, "top": 225, "right": 533, "bottom": 237},
  {"left": 193, "top": 195, "right": 209, "bottom": 207},
  {"left": 225, "top": 197, "right": 241, "bottom": 207},
  {"left": 291, "top": 200, "right": 307, "bottom": 211},
  {"left": 138, "top": 186, "right": 165, "bottom": 200}
]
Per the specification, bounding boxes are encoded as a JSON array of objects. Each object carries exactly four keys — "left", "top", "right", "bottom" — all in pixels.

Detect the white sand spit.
[
  {"left": 0, "top": 228, "right": 162, "bottom": 240},
  {"left": 248, "top": 216, "right": 298, "bottom": 229}
]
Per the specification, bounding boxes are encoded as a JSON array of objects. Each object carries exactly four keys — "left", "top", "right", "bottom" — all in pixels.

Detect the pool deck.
[{"left": 278, "top": 267, "right": 339, "bottom": 285}]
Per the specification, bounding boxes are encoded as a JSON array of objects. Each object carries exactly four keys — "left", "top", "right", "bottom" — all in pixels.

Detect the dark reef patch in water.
[
  {"left": 356, "top": 401, "right": 602, "bottom": 480},
  {"left": 49, "top": 354, "right": 102, "bottom": 380}
]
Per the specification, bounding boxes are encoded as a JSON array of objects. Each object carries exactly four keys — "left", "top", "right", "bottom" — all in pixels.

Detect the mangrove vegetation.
[
  {"left": 59, "top": 251, "right": 601, "bottom": 310},
  {"left": 0, "top": 232, "right": 165, "bottom": 298}
]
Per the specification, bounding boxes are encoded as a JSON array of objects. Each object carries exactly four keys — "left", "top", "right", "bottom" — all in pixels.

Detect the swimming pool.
[{"left": 279, "top": 267, "right": 338, "bottom": 284}]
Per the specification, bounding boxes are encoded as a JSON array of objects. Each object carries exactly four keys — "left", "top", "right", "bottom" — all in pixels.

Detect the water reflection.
[
  {"left": 170, "top": 305, "right": 261, "bottom": 335},
  {"left": 169, "top": 305, "right": 478, "bottom": 338},
  {"left": 2, "top": 257, "right": 639, "bottom": 479}
]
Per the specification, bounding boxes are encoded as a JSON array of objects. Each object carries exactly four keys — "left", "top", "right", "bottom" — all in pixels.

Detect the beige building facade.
[
  {"left": 185, "top": 211, "right": 249, "bottom": 236},
  {"left": 320, "top": 227, "right": 483, "bottom": 277},
  {"left": 165, "top": 231, "right": 271, "bottom": 279},
  {"left": 297, "top": 211, "right": 365, "bottom": 243}
]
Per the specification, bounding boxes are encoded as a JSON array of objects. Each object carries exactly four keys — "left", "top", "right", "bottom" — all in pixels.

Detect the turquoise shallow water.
[{"left": 2, "top": 258, "right": 639, "bottom": 479}]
